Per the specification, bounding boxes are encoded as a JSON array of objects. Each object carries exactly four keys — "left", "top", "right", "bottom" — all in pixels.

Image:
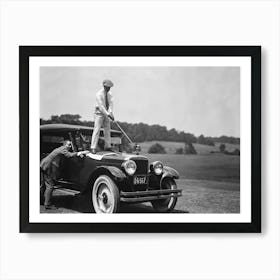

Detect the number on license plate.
[{"left": 133, "top": 176, "right": 147, "bottom": 185}]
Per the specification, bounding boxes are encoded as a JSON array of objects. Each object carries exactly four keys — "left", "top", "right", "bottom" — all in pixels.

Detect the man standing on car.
[
  {"left": 91, "top": 79, "right": 115, "bottom": 153},
  {"left": 40, "top": 140, "right": 88, "bottom": 210}
]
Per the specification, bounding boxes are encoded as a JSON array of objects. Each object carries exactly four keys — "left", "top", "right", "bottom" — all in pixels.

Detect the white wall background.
[{"left": 0, "top": 0, "right": 279, "bottom": 279}]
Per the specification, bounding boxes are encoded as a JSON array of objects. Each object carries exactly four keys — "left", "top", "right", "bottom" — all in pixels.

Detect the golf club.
[
  {"left": 113, "top": 120, "right": 141, "bottom": 154},
  {"left": 113, "top": 120, "right": 133, "bottom": 144}
]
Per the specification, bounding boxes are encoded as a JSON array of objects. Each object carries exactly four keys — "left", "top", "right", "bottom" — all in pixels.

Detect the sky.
[{"left": 40, "top": 66, "right": 240, "bottom": 137}]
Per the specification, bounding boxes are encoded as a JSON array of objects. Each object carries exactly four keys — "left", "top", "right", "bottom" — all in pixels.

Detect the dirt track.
[{"left": 40, "top": 179, "right": 240, "bottom": 214}]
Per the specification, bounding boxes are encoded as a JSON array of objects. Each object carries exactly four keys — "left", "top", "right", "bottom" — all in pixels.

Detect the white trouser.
[{"left": 91, "top": 113, "right": 111, "bottom": 150}]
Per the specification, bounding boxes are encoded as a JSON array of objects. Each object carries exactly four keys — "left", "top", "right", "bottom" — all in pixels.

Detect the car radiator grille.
[
  {"left": 127, "top": 158, "right": 149, "bottom": 191},
  {"left": 134, "top": 159, "right": 149, "bottom": 174}
]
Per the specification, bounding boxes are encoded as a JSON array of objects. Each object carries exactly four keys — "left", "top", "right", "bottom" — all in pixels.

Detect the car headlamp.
[
  {"left": 122, "top": 160, "right": 137, "bottom": 176},
  {"left": 151, "top": 161, "right": 163, "bottom": 175}
]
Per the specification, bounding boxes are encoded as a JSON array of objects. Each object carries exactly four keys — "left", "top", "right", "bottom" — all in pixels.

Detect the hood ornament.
[{"left": 134, "top": 143, "right": 141, "bottom": 155}]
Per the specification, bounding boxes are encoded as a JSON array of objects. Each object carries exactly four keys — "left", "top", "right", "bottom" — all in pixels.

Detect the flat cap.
[{"left": 103, "top": 79, "right": 114, "bottom": 87}]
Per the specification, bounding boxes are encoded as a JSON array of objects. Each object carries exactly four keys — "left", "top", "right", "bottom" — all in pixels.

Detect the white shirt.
[{"left": 94, "top": 88, "right": 113, "bottom": 116}]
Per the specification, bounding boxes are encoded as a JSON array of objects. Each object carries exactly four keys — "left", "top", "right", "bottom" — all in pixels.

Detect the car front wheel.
[
  {"left": 151, "top": 178, "right": 178, "bottom": 213},
  {"left": 92, "top": 175, "right": 120, "bottom": 214}
]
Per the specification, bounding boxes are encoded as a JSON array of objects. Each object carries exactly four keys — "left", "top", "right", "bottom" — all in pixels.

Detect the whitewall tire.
[{"left": 92, "top": 175, "right": 120, "bottom": 214}]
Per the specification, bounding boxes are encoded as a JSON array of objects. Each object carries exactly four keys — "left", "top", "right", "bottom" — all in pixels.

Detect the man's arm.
[
  {"left": 61, "top": 147, "right": 89, "bottom": 158},
  {"left": 61, "top": 147, "right": 78, "bottom": 158},
  {"left": 107, "top": 92, "right": 114, "bottom": 114}
]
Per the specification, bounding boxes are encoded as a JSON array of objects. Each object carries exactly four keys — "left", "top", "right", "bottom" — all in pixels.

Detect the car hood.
[{"left": 86, "top": 151, "right": 148, "bottom": 162}]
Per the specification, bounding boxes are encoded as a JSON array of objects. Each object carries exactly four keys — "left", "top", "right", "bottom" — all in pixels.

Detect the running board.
[{"left": 53, "top": 186, "right": 81, "bottom": 196}]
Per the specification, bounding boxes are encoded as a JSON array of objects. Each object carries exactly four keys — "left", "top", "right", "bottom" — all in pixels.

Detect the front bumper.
[{"left": 120, "top": 189, "right": 182, "bottom": 203}]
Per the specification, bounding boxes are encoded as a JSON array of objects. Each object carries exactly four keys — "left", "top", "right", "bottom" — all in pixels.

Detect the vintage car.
[{"left": 40, "top": 123, "right": 182, "bottom": 213}]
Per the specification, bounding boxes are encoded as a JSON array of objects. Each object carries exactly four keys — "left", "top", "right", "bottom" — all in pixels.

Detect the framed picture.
[{"left": 20, "top": 46, "right": 261, "bottom": 233}]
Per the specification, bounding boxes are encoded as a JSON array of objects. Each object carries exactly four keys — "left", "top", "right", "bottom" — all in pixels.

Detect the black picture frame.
[{"left": 20, "top": 46, "right": 261, "bottom": 233}]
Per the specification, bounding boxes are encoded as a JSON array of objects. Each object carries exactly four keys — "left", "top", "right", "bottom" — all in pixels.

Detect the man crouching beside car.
[{"left": 40, "top": 140, "right": 88, "bottom": 210}]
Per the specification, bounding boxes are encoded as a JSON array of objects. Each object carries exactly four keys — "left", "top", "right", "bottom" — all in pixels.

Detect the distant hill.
[
  {"left": 140, "top": 141, "right": 240, "bottom": 155},
  {"left": 40, "top": 114, "right": 240, "bottom": 145}
]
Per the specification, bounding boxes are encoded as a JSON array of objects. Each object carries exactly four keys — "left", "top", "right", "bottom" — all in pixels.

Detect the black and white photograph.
[
  {"left": 39, "top": 66, "right": 240, "bottom": 214},
  {"left": 20, "top": 46, "right": 261, "bottom": 232}
]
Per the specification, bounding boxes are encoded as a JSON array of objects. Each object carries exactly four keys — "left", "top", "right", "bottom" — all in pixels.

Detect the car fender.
[
  {"left": 86, "top": 166, "right": 126, "bottom": 191},
  {"left": 160, "top": 166, "right": 179, "bottom": 186},
  {"left": 101, "top": 165, "right": 127, "bottom": 180}
]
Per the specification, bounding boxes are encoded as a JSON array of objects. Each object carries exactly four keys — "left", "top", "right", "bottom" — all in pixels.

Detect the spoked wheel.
[
  {"left": 151, "top": 178, "right": 178, "bottom": 213},
  {"left": 92, "top": 175, "right": 120, "bottom": 213}
]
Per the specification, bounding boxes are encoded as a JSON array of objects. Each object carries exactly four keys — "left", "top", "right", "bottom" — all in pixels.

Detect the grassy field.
[
  {"left": 139, "top": 140, "right": 240, "bottom": 155},
  {"left": 144, "top": 153, "right": 240, "bottom": 183}
]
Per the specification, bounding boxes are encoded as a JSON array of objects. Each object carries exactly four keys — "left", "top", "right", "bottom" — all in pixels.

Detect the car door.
[{"left": 60, "top": 131, "right": 87, "bottom": 190}]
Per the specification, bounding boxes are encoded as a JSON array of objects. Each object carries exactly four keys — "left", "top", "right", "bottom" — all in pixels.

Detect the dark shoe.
[
  {"left": 44, "top": 205, "right": 58, "bottom": 210},
  {"left": 90, "top": 148, "right": 97, "bottom": 154},
  {"left": 104, "top": 148, "right": 113, "bottom": 152}
]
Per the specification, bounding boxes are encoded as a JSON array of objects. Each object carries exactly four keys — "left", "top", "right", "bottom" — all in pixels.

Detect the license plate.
[{"left": 133, "top": 175, "right": 147, "bottom": 185}]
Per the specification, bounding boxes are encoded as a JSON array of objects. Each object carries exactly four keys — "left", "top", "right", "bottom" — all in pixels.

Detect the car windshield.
[
  {"left": 74, "top": 132, "right": 91, "bottom": 151},
  {"left": 74, "top": 132, "right": 122, "bottom": 152}
]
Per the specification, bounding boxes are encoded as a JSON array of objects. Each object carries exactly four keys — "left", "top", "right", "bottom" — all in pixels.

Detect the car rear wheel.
[
  {"left": 92, "top": 175, "right": 120, "bottom": 213},
  {"left": 151, "top": 178, "right": 178, "bottom": 213}
]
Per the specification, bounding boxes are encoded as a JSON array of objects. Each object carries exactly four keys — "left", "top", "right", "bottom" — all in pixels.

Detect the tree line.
[{"left": 40, "top": 114, "right": 240, "bottom": 145}]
